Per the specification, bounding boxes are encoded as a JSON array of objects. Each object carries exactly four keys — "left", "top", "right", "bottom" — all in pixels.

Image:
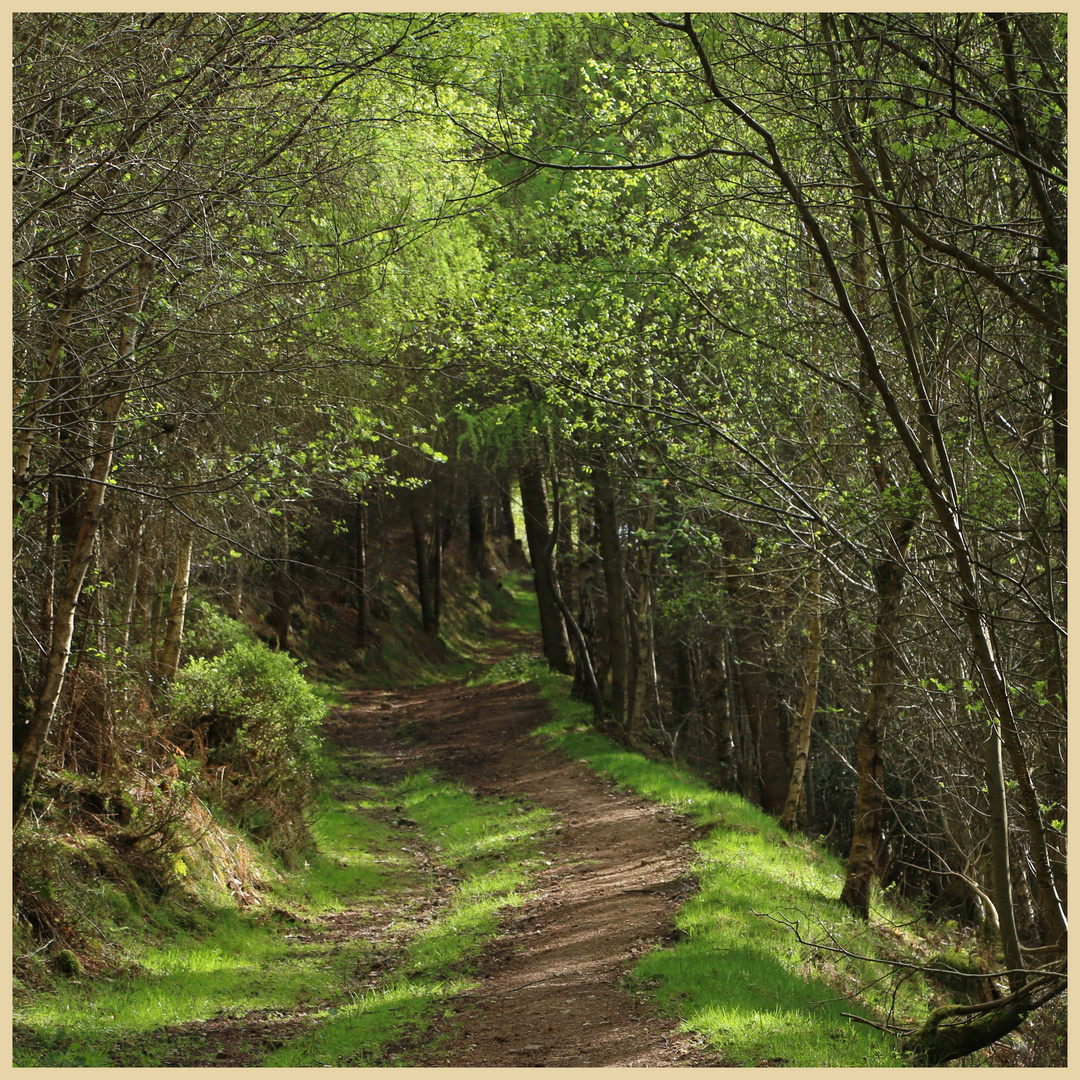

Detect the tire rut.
[{"left": 339, "top": 678, "right": 728, "bottom": 1067}]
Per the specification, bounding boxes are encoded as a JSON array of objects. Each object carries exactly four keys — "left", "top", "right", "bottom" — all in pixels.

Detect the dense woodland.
[{"left": 13, "top": 12, "right": 1065, "bottom": 1058}]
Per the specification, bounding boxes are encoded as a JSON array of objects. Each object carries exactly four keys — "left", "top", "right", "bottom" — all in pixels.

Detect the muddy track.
[{"left": 337, "top": 677, "right": 729, "bottom": 1067}]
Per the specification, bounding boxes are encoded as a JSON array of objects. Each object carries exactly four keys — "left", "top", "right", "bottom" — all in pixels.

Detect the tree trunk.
[
  {"left": 984, "top": 718, "right": 1026, "bottom": 992},
  {"left": 158, "top": 523, "right": 194, "bottom": 679},
  {"left": 840, "top": 556, "right": 905, "bottom": 917},
  {"left": 628, "top": 482, "right": 657, "bottom": 745},
  {"left": 544, "top": 468, "right": 603, "bottom": 719},
  {"left": 519, "top": 454, "right": 572, "bottom": 674},
  {"left": 268, "top": 507, "right": 293, "bottom": 652},
  {"left": 721, "top": 519, "right": 788, "bottom": 813},
  {"left": 781, "top": 564, "right": 823, "bottom": 832},
  {"left": 354, "top": 494, "right": 370, "bottom": 646},
  {"left": 498, "top": 479, "right": 516, "bottom": 542},
  {"left": 13, "top": 253, "right": 151, "bottom": 828},
  {"left": 591, "top": 453, "right": 630, "bottom": 730},
  {"left": 572, "top": 503, "right": 603, "bottom": 708},
  {"left": 409, "top": 500, "right": 439, "bottom": 636},
  {"left": 467, "top": 482, "right": 489, "bottom": 577}
]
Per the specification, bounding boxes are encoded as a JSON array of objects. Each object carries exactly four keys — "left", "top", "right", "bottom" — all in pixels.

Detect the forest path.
[{"left": 336, "top": 675, "right": 728, "bottom": 1067}]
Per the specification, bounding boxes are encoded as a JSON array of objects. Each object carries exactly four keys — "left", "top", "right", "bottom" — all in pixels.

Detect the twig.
[
  {"left": 449, "top": 975, "right": 571, "bottom": 1001},
  {"left": 16, "top": 938, "right": 54, "bottom": 961},
  {"left": 751, "top": 908, "right": 1066, "bottom": 984}
]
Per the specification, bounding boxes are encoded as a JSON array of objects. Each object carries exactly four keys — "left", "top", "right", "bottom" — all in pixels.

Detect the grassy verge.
[
  {"left": 13, "top": 750, "right": 552, "bottom": 1068},
  {"left": 263, "top": 770, "right": 552, "bottom": 1067},
  {"left": 475, "top": 656, "right": 970, "bottom": 1068}
]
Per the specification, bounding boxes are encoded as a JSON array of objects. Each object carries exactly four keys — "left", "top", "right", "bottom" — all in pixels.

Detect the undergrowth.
[
  {"left": 475, "top": 655, "right": 999, "bottom": 1067},
  {"left": 12, "top": 752, "right": 552, "bottom": 1068}
]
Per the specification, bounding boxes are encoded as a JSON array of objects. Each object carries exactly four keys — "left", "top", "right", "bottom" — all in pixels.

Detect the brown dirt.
[
  {"left": 91, "top": 668, "right": 732, "bottom": 1067},
  {"left": 336, "top": 676, "right": 729, "bottom": 1067}
]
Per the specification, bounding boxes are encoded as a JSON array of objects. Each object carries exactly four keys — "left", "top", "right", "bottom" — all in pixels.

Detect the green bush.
[
  {"left": 163, "top": 641, "right": 327, "bottom": 858},
  {"left": 184, "top": 604, "right": 253, "bottom": 660}
]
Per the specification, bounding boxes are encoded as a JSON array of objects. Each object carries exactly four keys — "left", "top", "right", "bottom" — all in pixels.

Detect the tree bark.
[
  {"left": 409, "top": 499, "right": 439, "bottom": 636},
  {"left": 721, "top": 518, "right": 788, "bottom": 813},
  {"left": 466, "top": 482, "right": 489, "bottom": 577},
  {"left": 544, "top": 467, "right": 603, "bottom": 718},
  {"left": 13, "top": 254, "right": 152, "bottom": 827},
  {"left": 158, "top": 521, "right": 194, "bottom": 679},
  {"left": 628, "top": 480, "right": 657, "bottom": 745},
  {"left": 519, "top": 454, "right": 572, "bottom": 673},
  {"left": 840, "top": 555, "right": 905, "bottom": 916},
  {"left": 354, "top": 493, "right": 370, "bottom": 646},
  {"left": 591, "top": 452, "right": 630, "bottom": 730},
  {"left": 984, "top": 718, "right": 1027, "bottom": 992},
  {"left": 780, "top": 565, "right": 822, "bottom": 833}
]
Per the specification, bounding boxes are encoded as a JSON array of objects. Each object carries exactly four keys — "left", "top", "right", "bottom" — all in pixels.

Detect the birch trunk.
[{"left": 158, "top": 524, "right": 195, "bottom": 679}]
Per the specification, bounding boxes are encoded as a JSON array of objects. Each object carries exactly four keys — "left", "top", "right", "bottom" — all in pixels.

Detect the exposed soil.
[
  {"left": 100, "top": 665, "right": 732, "bottom": 1067},
  {"left": 334, "top": 675, "right": 729, "bottom": 1067}
]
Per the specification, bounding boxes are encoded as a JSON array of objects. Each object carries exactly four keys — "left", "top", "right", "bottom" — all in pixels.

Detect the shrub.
[
  {"left": 184, "top": 604, "right": 253, "bottom": 660},
  {"left": 163, "top": 641, "right": 326, "bottom": 858}
]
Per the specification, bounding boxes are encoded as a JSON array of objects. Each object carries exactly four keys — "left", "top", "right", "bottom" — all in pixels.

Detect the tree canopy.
[{"left": 12, "top": 12, "right": 1066, "bottom": 1063}]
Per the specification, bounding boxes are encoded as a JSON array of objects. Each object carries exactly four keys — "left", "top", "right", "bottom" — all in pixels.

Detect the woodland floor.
[{"left": 147, "top": 665, "right": 732, "bottom": 1066}]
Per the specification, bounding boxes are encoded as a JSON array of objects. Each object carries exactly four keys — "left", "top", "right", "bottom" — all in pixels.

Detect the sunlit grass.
[
  {"left": 481, "top": 657, "right": 914, "bottom": 1067},
  {"left": 14, "top": 751, "right": 552, "bottom": 1068},
  {"left": 262, "top": 772, "right": 551, "bottom": 1067}
]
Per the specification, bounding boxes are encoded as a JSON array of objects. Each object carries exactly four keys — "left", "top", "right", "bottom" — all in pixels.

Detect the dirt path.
[{"left": 337, "top": 677, "right": 728, "bottom": 1067}]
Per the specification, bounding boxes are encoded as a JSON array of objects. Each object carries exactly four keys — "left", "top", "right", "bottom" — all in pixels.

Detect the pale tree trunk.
[
  {"left": 13, "top": 254, "right": 152, "bottom": 827},
  {"left": 780, "top": 564, "right": 822, "bottom": 832},
  {"left": 158, "top": 520, "right": 195, "bottom": 679}
]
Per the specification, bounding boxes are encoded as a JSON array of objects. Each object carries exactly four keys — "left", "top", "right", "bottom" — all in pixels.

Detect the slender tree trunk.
[
  {"left": 498, "top": 479, "right": 516, "bottom": 542},
  {"left": 591, "top": 453, "right": 630, "bottom": 730},
  {"left": 467, "top": 482, "right": 489, "bottom": 577},
  {"left": 431, "top": 511, "right": 444, "bottom": 626},
  {"left": 543, "top": 468, "right": 603, "bottom": 718},
  {"left": 572, "top": 502, "right": 603, "bottom": 708},
  {"left": 268, "top": 507, "right": 293, "bottom": 652},
  {"left": 781, "top": 564, "right": 823, "bottom": 832},
  {"left": 13, "top": 258, "right": 151, "bottom": 827},
  {"left": 158, "top": 522, "right": 194, "bottom": 679},
  {"left": 721, "top": 518, "right": 788, "bottom": 812},
  {"left": 840, "top": 555, "right": 906, "bottom": 917},
  {"left": 984, "top": 719, "right": 1027, "bottom": 992},
  {"left": 118, "top": 523, "right": 143, "bottom": 653},
  {"left": 13, "top": 227, "right": 96, "bottom": 497},
  {"left": 519, "top": 454, "right": 572, "bottom": 673},
  {"left": 354, "top": 494, "right": 369, "bottom": 646},
  {"left": 628, "top": 482, "right": 657, "bottom": 744},
  {"left": 410, "top": 500, "right": 438, "bottom": 636}
]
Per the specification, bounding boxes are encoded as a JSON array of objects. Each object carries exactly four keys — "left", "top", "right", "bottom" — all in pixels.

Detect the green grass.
[
  {"left": 262, "top": 771, "right": 552, "bottom": 1067},
  {"left": 481, "top": 655, "right": 930, "bottom": 1067},
  {"left": 13, "top": 756, "right": 553, "bottom": 1068}
]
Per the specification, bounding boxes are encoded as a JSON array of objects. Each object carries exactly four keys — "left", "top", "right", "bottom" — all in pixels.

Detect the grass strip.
[
  {"left": 476, "top": 656, "right": 917, "bottom": 1067},
  {"left": 262, "top": 771, "right": 552, "bottom": 1066},
  {"left": 13, "top": 756, "right": 552, "bottom": 1068}
]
